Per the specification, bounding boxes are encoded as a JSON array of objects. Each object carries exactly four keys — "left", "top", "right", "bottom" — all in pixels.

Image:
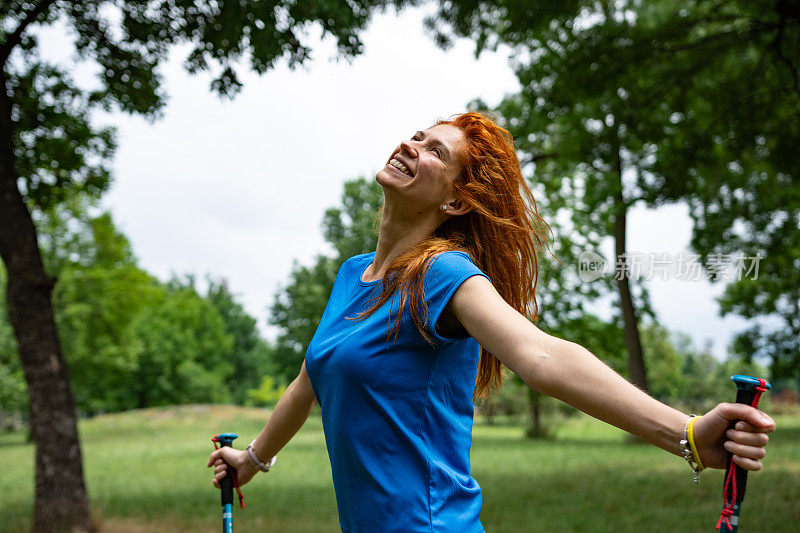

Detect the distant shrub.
[{"left": 247, "top": 376, "right": 287, "bottom": 407}]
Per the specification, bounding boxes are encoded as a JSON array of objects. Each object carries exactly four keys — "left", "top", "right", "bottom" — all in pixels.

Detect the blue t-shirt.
[{"left": 304, "top": 251, "right": 490, "bottom": 533}]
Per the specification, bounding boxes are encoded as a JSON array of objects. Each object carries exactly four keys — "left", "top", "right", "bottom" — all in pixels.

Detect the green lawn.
[{"left": 1, "top": 406, "right": 798, "bottom": 532}]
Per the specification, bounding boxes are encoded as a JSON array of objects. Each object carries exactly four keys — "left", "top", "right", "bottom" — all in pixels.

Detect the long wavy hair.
[{"left": 355, "top": 112, "right": 549, "bottom": 400}]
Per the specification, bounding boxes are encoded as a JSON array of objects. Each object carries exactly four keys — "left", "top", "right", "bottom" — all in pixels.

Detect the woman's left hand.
[
  {"left": 208, "top": 447, "right": 257, "bottom": 489},
  {"left": 692, "top": 403, "right": 776, "bottom": 471}
]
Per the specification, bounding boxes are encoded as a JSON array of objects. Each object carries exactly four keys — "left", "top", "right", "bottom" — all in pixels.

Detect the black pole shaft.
[{"left": 221, "top": 454, "right": 234, "bottom": 508}]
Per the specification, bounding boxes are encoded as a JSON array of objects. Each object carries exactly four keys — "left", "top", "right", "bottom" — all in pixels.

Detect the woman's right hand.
[{"left": 207, "top": 447, "right": 257, "bottom": 489}]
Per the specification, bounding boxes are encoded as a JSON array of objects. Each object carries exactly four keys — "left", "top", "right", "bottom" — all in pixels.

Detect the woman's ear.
[{"left": 443, "top": 198, "right": 472, "bottom": 216}]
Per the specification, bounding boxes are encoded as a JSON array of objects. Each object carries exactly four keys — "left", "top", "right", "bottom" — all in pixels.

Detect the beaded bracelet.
[
  {"left": 679, "top": 414, "right": 706, "bottom": 483},
  {"left": 246, "top": 440, "right": 277, "bottom": 473}
]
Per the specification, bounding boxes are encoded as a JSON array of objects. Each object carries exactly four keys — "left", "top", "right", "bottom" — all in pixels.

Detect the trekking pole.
[
  {"left": 716, "top": 375, "right": 771, "bottom": 532},
  {"left": 212, "top": 433, "right": 244, "bottom": 533}
]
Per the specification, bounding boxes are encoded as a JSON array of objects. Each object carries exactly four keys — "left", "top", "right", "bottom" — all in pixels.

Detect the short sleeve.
[{"left": 423, "top": 251, "right": 491, "bottom": 343}]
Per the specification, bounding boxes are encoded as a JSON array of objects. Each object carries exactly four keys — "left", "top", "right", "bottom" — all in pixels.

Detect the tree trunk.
[
  {"left": 0, "top": 70, "right": 93, "bottom": 532},
  {"left": 525, "top": 387, "right": 543, "bottom": 438},
  {"left": 613, "top": 147, "right": 649, "bottom": 393}
]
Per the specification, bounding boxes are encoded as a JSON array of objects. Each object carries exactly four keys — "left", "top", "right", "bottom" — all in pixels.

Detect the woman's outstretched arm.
[
  {"left": 449, "top": 275, "right": 775, "bottom": 471},
  {"left": 208, "top": 361, "right": 317, "bottom": 487}
]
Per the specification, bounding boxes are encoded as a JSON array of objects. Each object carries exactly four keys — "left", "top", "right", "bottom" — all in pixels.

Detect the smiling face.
[{"left": 376, "top": 124, "right": 469, "bottom": 217}]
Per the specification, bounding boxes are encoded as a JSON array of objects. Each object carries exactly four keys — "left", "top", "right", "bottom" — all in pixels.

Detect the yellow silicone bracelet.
[{"left": 686, "top": 415, "right": 706, "bottom": 471}]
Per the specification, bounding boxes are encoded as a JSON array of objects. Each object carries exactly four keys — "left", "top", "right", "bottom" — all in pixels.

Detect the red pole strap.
[
  {"left": 716, "top": 468, "right": 737, "bottom": 530},
  {"left": 715, "top": 379, "right": 766, "bottom": 530},
  {"left": 751, "top": 379, "right": 767, "bottom": 409}
]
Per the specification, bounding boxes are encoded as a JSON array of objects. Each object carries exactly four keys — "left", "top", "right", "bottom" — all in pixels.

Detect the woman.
[{"left": 208, "top": 112, "right": 775, "bottom": 532}]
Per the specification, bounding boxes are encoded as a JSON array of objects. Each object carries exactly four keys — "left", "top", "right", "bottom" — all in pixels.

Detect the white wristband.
[{"left": 246, "top": 440, "right": 277, "bottom": 473}]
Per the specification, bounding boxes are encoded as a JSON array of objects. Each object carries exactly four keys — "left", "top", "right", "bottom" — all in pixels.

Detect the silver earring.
[{"left": 440, "top": 205, "right": 448, "bottom": 211}]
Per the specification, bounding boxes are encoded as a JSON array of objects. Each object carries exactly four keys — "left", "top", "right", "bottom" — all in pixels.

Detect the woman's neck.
[{"left": 365, "top": 201, "right": 442, "bottom": 281}]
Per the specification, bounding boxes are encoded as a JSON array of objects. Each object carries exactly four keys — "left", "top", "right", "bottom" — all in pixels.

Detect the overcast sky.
[{"left": 38, "top": 5, "right": 752, "bottom": 358}]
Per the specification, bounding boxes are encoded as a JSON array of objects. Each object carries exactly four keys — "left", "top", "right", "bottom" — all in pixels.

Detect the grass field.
[{"left": 1, "top": 405, "right": 798, "bottom": 532}]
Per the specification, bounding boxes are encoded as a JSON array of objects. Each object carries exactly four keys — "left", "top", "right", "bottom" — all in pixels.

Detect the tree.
[
  {"left": 674, "top": 337, "right": 767, "bottom": 413},
  {"left": 271, "top": 177, "right": 382, "bottom": 383},
  {"left": 30, "top": 198, "right": 164, "bottom": 413},
  {"left": 48, "top": 209, "right": 161, "bottom": 413},
  {"left": 640, "top": 323, "right": 687, "bottom": 402},
  {"left": 0, "top": 1, "right": 418, "bottom": 529},
  {"left": 207, "top": 278, "right": 274, "bottom": 404},
  {"left": 126, "top": 277, "right": 234, "bottom": 407},
  {"left": 628, "top": 1, "right": 800, "bottom": 384},
  {"left": 0, "top": 200, "right": 160, "bottom": 416},
  {"left": 506, "top": 26, "right": 661, "bottom": 392},
  {"left": 0, "top": 265, "right": 27, "bottom": 430}
]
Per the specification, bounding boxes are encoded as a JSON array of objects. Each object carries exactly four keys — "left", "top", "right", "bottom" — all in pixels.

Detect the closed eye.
[{"left": 411, "top": 134, "right": 442, "bottom": 158}]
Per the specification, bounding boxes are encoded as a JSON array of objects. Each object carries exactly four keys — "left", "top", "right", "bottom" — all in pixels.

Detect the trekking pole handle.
[
  {"left": 214, "top": 433, "right": 239, "bottom": 508},
  {"left": 717, "top": 375, "right": 770, "bottom": 532}
]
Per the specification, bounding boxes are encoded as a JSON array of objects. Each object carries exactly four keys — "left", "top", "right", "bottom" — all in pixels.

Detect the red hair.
[{"left": 356, "top": 112, "right": 549, "bottom": 400}]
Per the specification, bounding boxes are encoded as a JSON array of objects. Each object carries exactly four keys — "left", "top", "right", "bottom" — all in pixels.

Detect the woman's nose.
[{"left": 400, "top": 140, "right": 418, "bottom": 157}]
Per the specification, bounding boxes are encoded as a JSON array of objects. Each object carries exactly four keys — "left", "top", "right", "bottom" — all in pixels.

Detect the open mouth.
[{"left": 388, "top": 157, "right": 414, "bottom": 178}]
